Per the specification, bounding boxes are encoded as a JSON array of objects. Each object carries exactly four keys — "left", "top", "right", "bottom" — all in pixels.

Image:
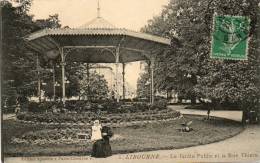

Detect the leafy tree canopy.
[
  {"left": 141, "top": 0, "right": 260, "bottom": 108},
  {"left": 1, "top": 0, "right": 63, "bottom": 105}
]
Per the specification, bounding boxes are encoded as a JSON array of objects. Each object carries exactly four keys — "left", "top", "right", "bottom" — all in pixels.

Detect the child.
[{"left": 91, "top": 120, "right": 102, "bottom": 141}]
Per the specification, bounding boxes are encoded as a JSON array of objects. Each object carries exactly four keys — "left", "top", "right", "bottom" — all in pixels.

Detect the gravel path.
[{"left": 168, "top": 105, "right": 243, "bottom": 122}]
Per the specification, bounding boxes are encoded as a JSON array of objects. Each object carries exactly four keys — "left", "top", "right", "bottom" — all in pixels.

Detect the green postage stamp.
[{"left": 211, "top": 15, "right": 250, "bottom": 60}]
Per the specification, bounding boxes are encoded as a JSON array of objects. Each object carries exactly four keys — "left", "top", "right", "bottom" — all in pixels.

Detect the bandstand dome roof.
[
  {"left": 25, "top": 15, "right": 172, "bottom": 63},
  {"left": 79, "top": 17, "right": 116, "bottom": 29}
]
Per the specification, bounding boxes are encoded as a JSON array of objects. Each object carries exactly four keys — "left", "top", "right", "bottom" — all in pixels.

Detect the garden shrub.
[
  {"left": 26, "top": 99, "right": 169, "bottom": 114},
  {"left": 16, "top": 113, "right": 24, "bottom": 119},
  {"left": 150, "top": 99, "right": 168, "bottom": 110},
  {"left": 28, "top": 101, "right": 57, "bottom": 113},
  {"left": 132, "top": 103, "right": 149, "bottom": 112},
  {"left": 2, "top": 106, "right": 16, "bottom": 114},
  {"left": 28, "top": 102, "right": 39, "bottom": 112}
]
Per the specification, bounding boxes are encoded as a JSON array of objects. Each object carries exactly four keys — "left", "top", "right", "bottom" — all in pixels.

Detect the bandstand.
[{"left": 25, "top": 2, "right": 172, "bottom": 105}]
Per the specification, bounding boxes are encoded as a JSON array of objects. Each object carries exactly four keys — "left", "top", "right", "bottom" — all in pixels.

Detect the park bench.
[{"left": 77, "top": 133, "right": 90, "bottom": 140}]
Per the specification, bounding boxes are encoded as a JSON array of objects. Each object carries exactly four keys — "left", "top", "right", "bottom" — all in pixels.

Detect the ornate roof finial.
[{"left": 97, "top": 0, "right": 101, "bottom": 18}]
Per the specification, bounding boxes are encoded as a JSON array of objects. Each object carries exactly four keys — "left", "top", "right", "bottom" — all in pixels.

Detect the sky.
[
  {"left": 28, "top": 0, "right": 170, "bottom": 92},
  {"left": 29, "top": 0, "right": 169, "bottom": 30}
]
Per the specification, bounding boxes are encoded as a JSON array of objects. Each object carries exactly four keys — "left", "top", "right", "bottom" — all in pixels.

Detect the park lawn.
[{"left": 3, "top": 115, "right": 244, "bottom": 157}]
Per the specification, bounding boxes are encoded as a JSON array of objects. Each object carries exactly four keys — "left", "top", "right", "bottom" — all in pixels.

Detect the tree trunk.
[
  {"left": 166, "top": 90, "right": 169, "bottom": 99},
  {"left": 191, "top": 96, "right": 196, "bottom": 105},
  {"left": 178, "top": 97, "right": 183, "bottom": 104}
]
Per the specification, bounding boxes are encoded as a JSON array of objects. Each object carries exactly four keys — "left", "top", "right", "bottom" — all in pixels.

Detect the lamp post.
[{"left": 115, "top": 47, "right": 120, "bottom": 102}]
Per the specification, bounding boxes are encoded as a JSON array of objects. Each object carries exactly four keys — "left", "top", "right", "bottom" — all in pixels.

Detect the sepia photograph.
[{"left": 1, "top": 0, "right": 260, "bottom": 162}]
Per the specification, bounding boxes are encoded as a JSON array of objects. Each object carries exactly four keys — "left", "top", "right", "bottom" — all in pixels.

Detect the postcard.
[{"left": 1, "top": 0, "right": 260, "bottom": 162}]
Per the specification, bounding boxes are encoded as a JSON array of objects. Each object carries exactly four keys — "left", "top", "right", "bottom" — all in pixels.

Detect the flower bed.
[
  {"left": 10, "top": 127, "right": 92, "bottom": 145},
  {"left": 17, "top": 109, "right": 180, "bottom": 124},
  {"left": 12, "top": 110, "right": 180, "bottom": 146}
]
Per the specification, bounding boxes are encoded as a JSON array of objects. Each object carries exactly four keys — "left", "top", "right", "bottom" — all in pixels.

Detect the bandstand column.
[
  {"left": 115, "top": 47, "right": 120, "bottom": 102},
  {"left": 36, "top": 54, "right": 41, "bottom": 103},
  {"left": 122, "top": 63, "right": 125, "bottom": 100},
  {"left": 52, "top": 63, "right": 56, "bottom": 102},
  {"left": 60, "top": 48, "right": 66, "bottom": 105},
  {"left": 86, "top": 63, "right": 90, "bottom": 100},
  {"left": 150, "top": 57, "right": 155, "bottom": 105}
]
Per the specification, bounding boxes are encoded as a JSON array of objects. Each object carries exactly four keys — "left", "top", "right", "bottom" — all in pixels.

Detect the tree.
[
  {"left": 41, "top": 60, "right": 83, "bottom": 100},
  {"left": 1, "top": 0, "right": 39, "bottom": 105},
  {"left": 35, "top": 14, "right": 61, "bottom": 29},
  {"left": 194, "top": 0, "right": 260, "bottom": 108},
  {"left": 1, "top": 0, "right": 64, "bottom": 105},
  {"left": 136, "top": 71, "right": 150, "bottom": 99},
  {"left": 79, "top": 69, "right": 109, "bottom": 101},
  {"left": 142, "top": 0, "right": 260, "bottom": 108},
  {"left": 142, "top": 0, "right": 208, "bottom": 103}
]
